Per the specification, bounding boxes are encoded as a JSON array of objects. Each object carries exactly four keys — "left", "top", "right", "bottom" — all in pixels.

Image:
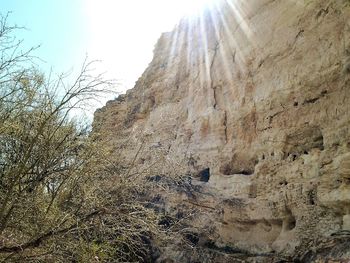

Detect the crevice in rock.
[
  {"left": 256, "top": 26, "right": 306, "bottom": 70},
  {"left": 213, "top": 87, "right": 218, "bottom": 109},
  {"left": 210, "top": 41, "right": 220, "bottom": 109},
  {"left": 258, "top": 126, "right": 273, "bottom": 132},
  {"left": 220, "top": 165, "right": 254, "bottom": 175},
  {"left": 185, "top": 200, "right": 216, "bottom": 210},
  {"left": 303, "top": 97, "right": 320, "bottom": 105},
  {"left": 203, "top": 240, "right": 275, "bottom": 257},
  {"left": 267, "top": 110, "right": 284, "bottom": 125},
  {"left": 307, "top": 188, "right": 317, "bottom": 205},
  {"left": 295, "top": 29, "right": 305, "bottom": 40},
  {"left": 203, "top": 241, "right": 247, "bottom": 255},
  {"left": 231, "top": 49, "right": 236, "bottom": 63},
  {"left": 316, "top": 6, "right": 329, "bottom": 19},
  {"left": 302, "top": 90, "right": 328, "bottom": 105},
  {"left": 223, "top": 111, "right": 228, "bottom": 143}
]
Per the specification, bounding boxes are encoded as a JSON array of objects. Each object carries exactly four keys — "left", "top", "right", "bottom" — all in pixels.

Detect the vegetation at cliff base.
[{"left": 0, "top": 14, "right": 166, "bottom": 263}]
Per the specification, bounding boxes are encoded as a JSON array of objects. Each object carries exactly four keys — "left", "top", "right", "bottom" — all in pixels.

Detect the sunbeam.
[
  {"left": 160, "top": 0, "right": 255, "bottom": 116},
  {"left": 175, "top": 0, "right": 219, "bottom": 16}
]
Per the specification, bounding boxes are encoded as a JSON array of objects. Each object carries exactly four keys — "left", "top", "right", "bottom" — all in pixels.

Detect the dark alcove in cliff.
[
  {"left": 220, "top": 154, "right": 257, "bottom": 175},
  {"left": 198, "top": 168, "right": 210, "bottom": 182}
]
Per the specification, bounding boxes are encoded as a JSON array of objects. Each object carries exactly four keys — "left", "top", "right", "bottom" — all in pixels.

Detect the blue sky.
[
  {"left": 0, "top": 0, "right": 213, "bottom": 116},
  {"left": 0, "top": 0, "right": 196, "bottom": 89},
  {"left": 2, "top": 1, "right": 89, "bottom": 75}
]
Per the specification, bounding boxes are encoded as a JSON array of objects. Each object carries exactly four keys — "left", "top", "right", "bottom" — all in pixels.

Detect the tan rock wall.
[{"left": 94, "top": 0, "right": 350, "bottom": 260}]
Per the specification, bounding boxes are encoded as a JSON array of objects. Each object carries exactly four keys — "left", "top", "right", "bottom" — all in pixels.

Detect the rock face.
[{"left": 94, "top": 0, "right": 350, "bottom": 261}]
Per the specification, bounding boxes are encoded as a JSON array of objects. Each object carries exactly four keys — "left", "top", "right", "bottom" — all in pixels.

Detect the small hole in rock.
[
  {"left": 279, "top": 180, "right": 288, "bottom": 186},
  {"left": 293, "top": 102, "right": 299, "bottom": 107},
  {"left": 198, "top": 168, "right": 210, "bottom": 182},
  {"left": 309, "top": 198, "right": 315, "bottom": 205},
  {"left": 286, "top": 217, "right": 296, "bottom": 230},
  {"left": 158, "top": 216, "right": 173, "bottom": 229},
  {"left": 184, "top": 232, "right": 199, "bottom": 246}
]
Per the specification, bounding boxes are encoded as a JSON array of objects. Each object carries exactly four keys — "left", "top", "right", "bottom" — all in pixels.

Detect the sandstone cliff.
[{"left": 94, "top": 0, "right": 350, "bottom": 261}]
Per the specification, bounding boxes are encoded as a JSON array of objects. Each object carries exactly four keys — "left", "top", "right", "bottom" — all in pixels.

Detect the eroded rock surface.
[{"left": 94, "top": 0, "right": 350, "bottom": 261}]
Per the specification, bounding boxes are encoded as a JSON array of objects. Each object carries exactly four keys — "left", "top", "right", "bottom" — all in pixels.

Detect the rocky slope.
[{"left": 93, "top": 0, "right": 350, "bottom": 261}]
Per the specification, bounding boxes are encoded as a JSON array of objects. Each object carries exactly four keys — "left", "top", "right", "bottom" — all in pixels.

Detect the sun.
[{"left": 174, "top": 0, "right": 218, "bottom": 16}]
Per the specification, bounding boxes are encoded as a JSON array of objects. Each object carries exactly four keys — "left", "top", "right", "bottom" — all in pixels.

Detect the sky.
[
  {"left": 0, "top": 0, "right": 215, "bottom": 117},
  {"left": 1, "top": 0, "right": 213, "bottom": 89}
]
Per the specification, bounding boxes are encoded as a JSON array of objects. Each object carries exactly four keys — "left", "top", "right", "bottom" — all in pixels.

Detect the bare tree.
[{"left": 0, "top": 14, "right": 168, "bottom": 263}]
